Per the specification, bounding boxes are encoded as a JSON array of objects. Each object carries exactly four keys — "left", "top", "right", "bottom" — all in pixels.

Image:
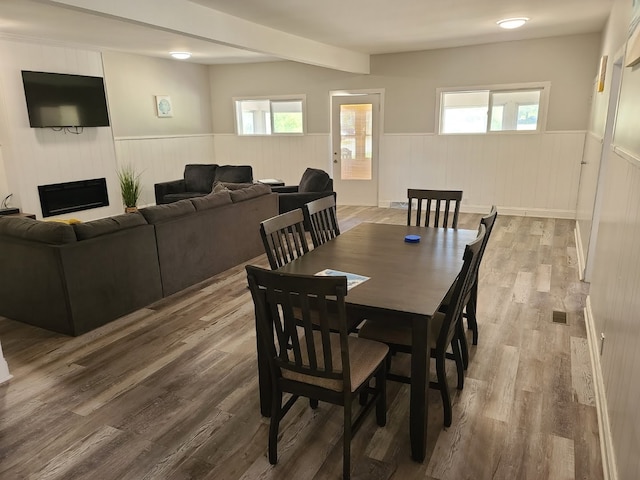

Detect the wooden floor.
[{"left": 0, "top": 206, "right": 602, "bottom": 480}]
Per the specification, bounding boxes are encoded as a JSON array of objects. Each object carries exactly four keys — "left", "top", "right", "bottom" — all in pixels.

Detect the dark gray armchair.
[
  {"left": 154, "top": 164, "right": 253, "bottom": 204},
  {"left": 271, "top": 168, "right": 336, "bottom": 214}
]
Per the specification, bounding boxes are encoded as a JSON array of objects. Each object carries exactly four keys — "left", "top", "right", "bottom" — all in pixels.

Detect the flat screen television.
[{"left": 21, "top": 70, "right": 110, "bottom": 128}]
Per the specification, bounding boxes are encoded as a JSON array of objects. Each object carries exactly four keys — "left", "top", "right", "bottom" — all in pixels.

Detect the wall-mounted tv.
[{"left": 21, "top": 70, "right": 110, "bottom": 128}]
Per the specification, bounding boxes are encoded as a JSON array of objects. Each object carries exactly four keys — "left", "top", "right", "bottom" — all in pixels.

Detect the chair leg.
[
  {"left": 467, "top": 284, "right": 479, "bottom": 345},
  {"left": 310, "top": 398, "right": 319, "bottom": 409},
  {"left": 451, "top": 337, "right": 464, "bottom": 390},
  {"left": 457, "top": 318, "right": 469, "bottom": 370},
  {"left": 436, "top": 350, "right": 452, "bottom": 428},
  {"left": 343, "top": 397, "right": 352, "bottom": 480},
  {"left": 375, "top": 363, "right": 387, "bottom": 427},
  {"left": 268, "top": 389, "right": 283, "bottom": 465}
]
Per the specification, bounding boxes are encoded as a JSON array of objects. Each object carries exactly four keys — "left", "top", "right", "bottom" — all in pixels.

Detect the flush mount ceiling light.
[
  {"left": 497, "top": 17, "right": 529, "bottom": 29},
  {"left": 170, "top": 51, "right": 191, "bottom": 60}
]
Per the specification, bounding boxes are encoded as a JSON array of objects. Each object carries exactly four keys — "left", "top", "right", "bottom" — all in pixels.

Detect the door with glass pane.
[{"left": 331, "top": 94, "right": 379, "bottom": 206}]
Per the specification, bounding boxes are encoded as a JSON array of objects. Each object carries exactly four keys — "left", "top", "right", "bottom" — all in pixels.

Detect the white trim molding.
[{"left": 584, "top": 297, "right": 618, "bottom": 480}]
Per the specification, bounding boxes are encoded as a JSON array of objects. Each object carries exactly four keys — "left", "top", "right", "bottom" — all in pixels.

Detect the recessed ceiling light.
[
  {"left": 170, "top": 51, "right": 191, "bottom": 60},
  {"left": 497, "top": 18, "right": 529, "bottom": 29}
]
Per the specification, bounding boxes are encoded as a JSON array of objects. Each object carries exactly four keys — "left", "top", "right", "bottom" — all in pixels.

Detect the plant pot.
[{"left": 125, "top": 206, "right": 138, "bottom": 213}]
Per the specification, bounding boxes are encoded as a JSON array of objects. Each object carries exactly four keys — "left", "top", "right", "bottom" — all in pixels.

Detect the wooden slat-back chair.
[
  {"left": 303, "top": 195, "right": 340, "bottom": 248},
  {"left": 259, "top": 209, "right": 310, "bottom": 270},
  {"left": 407, "top": 189, "right": 463, "bottom": 228},
  {"left": 246, "top": 266, "right": 388, "bottom": 480},
  {"left": 358, "top": 225, "right": 485, "bottom": 427}
]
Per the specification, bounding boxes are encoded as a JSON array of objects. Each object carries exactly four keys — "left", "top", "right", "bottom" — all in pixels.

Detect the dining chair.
[
  {"left": 407, "top": 189, "right": 463, "bottom": 228},
  {"left": 440, "top": 205, "right": 498, "bottom": 370},
  {"left": 358, "top": 224, "right": 485, "bottom": 427},
  {"left": 259, "top": 209, "right": 310, "bottom": 270},
  {"left": 464, "top": 206, "right": 498, "bottom": 345},
  {"left": 245, "top": 265, "right": 388, "bottom": 480},
  {"left": 303, "top": 195, "right": 341, "bottom": 248}
]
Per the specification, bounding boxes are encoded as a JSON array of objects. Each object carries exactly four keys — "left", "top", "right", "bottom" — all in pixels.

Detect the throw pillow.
[
  {"left": 298, "top": 168, "right": 331, "bottom": 193},
  {"left": 212, "top": 181, "right": 230, "bottom": 194}
]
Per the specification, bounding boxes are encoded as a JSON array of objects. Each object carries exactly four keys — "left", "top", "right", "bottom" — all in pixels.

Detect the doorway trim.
[{"left": 329, "top": 89, "right": 385, "bottom": 206}]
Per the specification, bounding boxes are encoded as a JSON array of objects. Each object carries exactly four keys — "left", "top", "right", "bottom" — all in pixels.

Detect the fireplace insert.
[{"left": 38, "top": 178, "right": 109, "bottom": 217}]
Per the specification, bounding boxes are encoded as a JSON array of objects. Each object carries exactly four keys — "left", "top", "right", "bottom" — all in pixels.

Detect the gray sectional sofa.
[{"left": 0, "top": 183, "right": 277, "bottom": 335}]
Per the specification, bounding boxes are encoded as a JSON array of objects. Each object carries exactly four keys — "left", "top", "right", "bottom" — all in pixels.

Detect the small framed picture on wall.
[{"left": 155, "top": 95, "right": 173, "bottom": 117}]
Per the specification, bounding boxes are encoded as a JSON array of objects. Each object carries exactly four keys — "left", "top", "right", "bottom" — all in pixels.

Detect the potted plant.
[{"left": 117, "top": 164, "right": 142, "bottom": 213}]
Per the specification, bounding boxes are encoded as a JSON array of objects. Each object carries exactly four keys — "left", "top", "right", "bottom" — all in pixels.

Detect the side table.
[{"left": 257, "top": 178, "right": 285, "bottom": 187}]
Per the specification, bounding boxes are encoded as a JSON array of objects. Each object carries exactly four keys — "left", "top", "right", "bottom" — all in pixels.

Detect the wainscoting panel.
[
  {"left": 380, "top": 131, "right": 585, "bottom": 216},
  {"left": 114, "top": 134, "right": 215, "bottom": 206},
  {"left": 208, "top": 131, "right": 585, "bottom": 217},
  {"left": 588, "top": 146, "right": 640, "bottom": 480}
]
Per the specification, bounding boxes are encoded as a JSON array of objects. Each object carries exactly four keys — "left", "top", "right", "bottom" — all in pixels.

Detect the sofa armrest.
[
  {"left": 277, "top": 191, "right": 335, "bottom": 214},
  {"left": 155, "top": 179, "right": 186, "bottom": 204},
  {"left": 270, "top": 185, "right": 299, "bottom": 194}
]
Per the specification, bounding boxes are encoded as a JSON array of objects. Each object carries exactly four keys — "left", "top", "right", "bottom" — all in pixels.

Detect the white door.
[{"left": 331, "top": 94, "right": 380, "bottom": 206}]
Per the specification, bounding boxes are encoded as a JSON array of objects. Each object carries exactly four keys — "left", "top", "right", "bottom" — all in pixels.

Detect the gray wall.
[
  {"left": 103, "top": 52, "right": 213, "bottom": 137},
  {"left": 210, "top": 33, "right": 601, "bottom": 135}
]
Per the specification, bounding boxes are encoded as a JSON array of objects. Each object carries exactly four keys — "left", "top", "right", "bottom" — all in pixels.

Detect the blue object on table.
[{"left": 405, "top": 234, "right": 421, "bottom": 243}]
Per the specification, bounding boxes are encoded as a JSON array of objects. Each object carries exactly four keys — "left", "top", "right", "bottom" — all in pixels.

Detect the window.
[
  {"left": 438, "top": 83, "right": 548, "bottom": 134},
  {"left": 234, "top": 96, "right": 305, "bottom": 135}
]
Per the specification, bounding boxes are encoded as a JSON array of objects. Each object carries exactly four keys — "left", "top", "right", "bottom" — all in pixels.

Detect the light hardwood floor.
[{"left": 0, "top": 206, "right": 602, "bottom": 480}]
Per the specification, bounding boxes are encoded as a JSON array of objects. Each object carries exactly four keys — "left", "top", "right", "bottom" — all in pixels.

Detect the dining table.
[{"left": 257, "top": 221, "right": 478, "bottom": 462}]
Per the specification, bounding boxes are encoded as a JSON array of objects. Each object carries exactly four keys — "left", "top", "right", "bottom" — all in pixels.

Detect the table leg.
[{"left": 410, "top": 315, "right": 429, "bottom": 462}]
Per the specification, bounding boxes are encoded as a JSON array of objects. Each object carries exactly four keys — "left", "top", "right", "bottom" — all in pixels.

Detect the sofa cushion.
[
  {"left": 298, "top": 168, "right": 331, "bottom": 193},
  {"left": 73, "top": 211, "right": 148, "bottom": 240},
  {"left": 214, "top": 165, "right": 253, "bottom": 184},
  {"left": 219, "top": 182, "right": 255, "bottom": 191},
  {"left": 190, "top": 191, "right": 233, "bottom": 211},
  {"left": 140, "top": 199, "right": 196, "bottom": 223},
  {"left": 0, "top": 217, "right": 77, "bottom": 244},
  {"left": 163, "top": 192, "right": 207, "bottom": 203},
  {"left": 184, "top": 164, "right": 218, "bottom": 193},
  {"left": 230, "top": 183, "right": 272, "bottom": 203}
]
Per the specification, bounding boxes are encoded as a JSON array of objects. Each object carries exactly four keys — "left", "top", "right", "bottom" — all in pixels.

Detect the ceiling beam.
[{"left": 44, "top": 0, "right": 371, "bottom": 74}]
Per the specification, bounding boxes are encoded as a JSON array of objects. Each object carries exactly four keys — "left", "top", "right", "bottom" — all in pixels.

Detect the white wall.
[
  {"left": 208, "top": 34, "right": 597, "bottom": 215},
  {"left": 578, "top": 0, "right": 640, "bottom": 479},
  {"left": 0, "top": 38, "right": 121, "bottom": 220}
]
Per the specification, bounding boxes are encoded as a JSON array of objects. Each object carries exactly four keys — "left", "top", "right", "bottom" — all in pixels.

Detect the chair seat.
[{"left": 282, "top": 332, "right": 389, "bottom": 392}]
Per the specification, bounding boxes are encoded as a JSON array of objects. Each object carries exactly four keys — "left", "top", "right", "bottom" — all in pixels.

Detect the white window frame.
[
  {"left": 233, "top": 95, "right": 307, "bottom": 136},
  {"left": 436, "top": 82, "right": 550, "bottom": 135}
]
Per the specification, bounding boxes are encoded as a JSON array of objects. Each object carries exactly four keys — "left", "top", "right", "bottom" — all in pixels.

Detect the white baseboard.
[
  {"left": 575, "top": 226, "right": 585, "bottom": 280},
  {"left": 584, "top": 297, "right": 617, "bottom": 480}
]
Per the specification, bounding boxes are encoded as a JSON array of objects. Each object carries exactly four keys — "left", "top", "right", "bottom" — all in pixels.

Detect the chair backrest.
[
  {"left": 478, "top": 205, "right": 497, "bottom": 265},
  {"left": 303, "top": 196, "right": 341, "bottom": 248},
  {"left": 407, "top": 189, "right": 462, "bottom": 228},
  {"left": 260, "top": 209, "right": 310, "bottom": 270},
  {"left": 436, "top": 224, "right": 485, "bottom": 348},
  {"left": 246, "top": 265, "right": 351, "bottom": 391}
]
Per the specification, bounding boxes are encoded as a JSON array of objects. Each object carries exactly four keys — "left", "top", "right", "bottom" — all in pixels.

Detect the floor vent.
[{"left": 552, "top": 310, "right": 568, "bottom": 324}]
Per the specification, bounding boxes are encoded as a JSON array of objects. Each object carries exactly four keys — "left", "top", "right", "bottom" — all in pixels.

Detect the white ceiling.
[{"left": 0, "top": 0, "right": 612, "bottom": 70}]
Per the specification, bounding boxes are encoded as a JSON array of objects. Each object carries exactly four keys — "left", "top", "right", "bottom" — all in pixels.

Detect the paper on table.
[{"left": 315, "top": 269, "right": 370, "bottom": 290}]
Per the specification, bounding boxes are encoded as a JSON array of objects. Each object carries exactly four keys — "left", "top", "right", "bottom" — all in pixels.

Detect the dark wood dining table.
[{"left": 259, "top": 222, "right": 478, "bottom": 462}]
